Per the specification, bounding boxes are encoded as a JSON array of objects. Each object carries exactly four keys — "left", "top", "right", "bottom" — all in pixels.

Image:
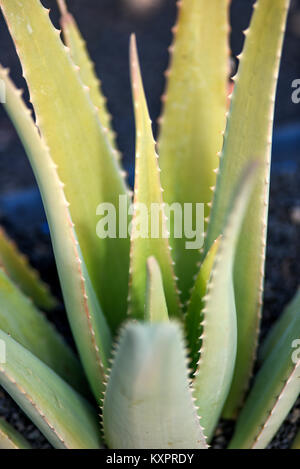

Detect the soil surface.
[{"left": 0, "top": 0, "right": 299, "bottom": 450}]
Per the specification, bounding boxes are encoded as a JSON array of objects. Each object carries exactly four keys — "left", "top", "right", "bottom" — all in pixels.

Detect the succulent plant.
[
  {"left": 292, "top": 430, "right": 300, "bottom": 450},
  {"left": 0, "top": 0, "right": 298, "bottom": 450}
]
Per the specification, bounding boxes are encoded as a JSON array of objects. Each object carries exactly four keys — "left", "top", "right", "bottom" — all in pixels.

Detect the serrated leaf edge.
[
  {"left": 0, "top": 367, "right": 69, "bottom": 448},
  {"left": 127, "top": 34, "right": 182, "bottom": 317}
]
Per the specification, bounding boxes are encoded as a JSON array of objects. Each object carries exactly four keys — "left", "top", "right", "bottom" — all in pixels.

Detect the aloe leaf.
[
  {"left": 0, "top": 267, "right": 87, "bottom": 395},
  {"left": 0, "top": 419, "right": 31, "bottom": 449},
  {"left": 0, "top": 0, "right": 130, "bottom": 332},
  {"left": 205, "top": 0, "right": 290, "bottom": 417},
  {"left": 193, "top": 164, "right": 257, "bottom": 441},
  {"left": 0, "top": 66, "right": 111, "bottom": 401},
  {"left": 128, "top": 35, "right": 181, "bottom": 320},
  {"left": 292, "top": 430, "right": 300, "bottom": 449},
  {"left": 185, "top": 236, "right": 221, "bottom": 373},
  {"left": 0, "top": 331, "right": 102, "bottom": 449},
  {"left": 158, "top": 0, "right": 229, "bottom": 304},
  {"left": 0, "top": 227, "right": 57, "bottom": 311},
  {"left": 145, "top": 256, "right": 169, "bottom": 323},
  {"left": 228, "top": 300, "right": 300, "bottom": 449},
  {"left": 259, "top": 289, "right": 300, "bottom": 364},
  {"left": 103, "top": 322, "right": 208, "bottom": 449},
  {"left": 57, "top": 0, "right": 117, "bottom": 155}
]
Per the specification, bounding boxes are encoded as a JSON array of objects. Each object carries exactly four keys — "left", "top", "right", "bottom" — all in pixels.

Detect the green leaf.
[
  {"left": 128, "top": 35, "right": 181, "bottom": 320},
  {"left": 103, "top": 322, "right": 208, "bottom": 449},
  {"left": 0, "top": 267, "right": 87, "bottom": 395},
  {"left": 228, "top": 299, "right": 300, "bottom": 449},
  {"left": 292, "top": 430, "right": 300, "bottom": 449},
  {"left": 145, "top": 256, "right": 169, "bottom": 323},
  {"left": 185, "top": 236, "right": 221, "bottom": 373},
  {"left": 259, "top": 289, "right": 300, "bottom": 364},
  {"left": 0, "top": 66, "right": 111, "bottom": 402},
  {"left": 0, "top": 419, "right": 31, "bottom": 449},
  {"left": 193, "top": 164, "right": 257, "bottom": 442},
  {"left": 57, "top": 0, "right": 117, "bottom": 155},
  {"left": 0, "top": 0, "right": 130, "bottom": 332},
  {"left": 158, "top": 0, "right": 229, "bottom": 304},
  {"left": 0, "top": 331, "right": 102, "bottom": 449},
  {"left": 0, "top": 227, "right": 57, "bottom": 311},
  {"left": 205, "top": 0, "right": 290, "bottom": 418}
]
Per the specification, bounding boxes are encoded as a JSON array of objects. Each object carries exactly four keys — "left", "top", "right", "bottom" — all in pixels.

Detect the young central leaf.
[
  {"left": 128, "top": 35, "right": 181, "bottom": 320},
  {"left": 103, "top": 322, "right": 208, "bottom": 449}
]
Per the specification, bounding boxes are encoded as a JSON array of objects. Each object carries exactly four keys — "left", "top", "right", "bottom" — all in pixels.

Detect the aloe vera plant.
[{"left": 0, "top": 0, "right": 298, "bottom": 450}]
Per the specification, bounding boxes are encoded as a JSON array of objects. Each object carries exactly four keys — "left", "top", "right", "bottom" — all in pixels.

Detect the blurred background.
[
  {"left": 0, "top": 0, "right": 300, "bottom": 187},
  {"left": 0, "top": 0, "right": 299, "bottom": 448}
]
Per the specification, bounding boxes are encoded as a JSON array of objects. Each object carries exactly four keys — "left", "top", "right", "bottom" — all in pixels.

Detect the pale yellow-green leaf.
[
  {"left": 205, "top": 0, "right": 290, "bottom": 417},
  {"left": 185, "top": 236, "right": 221, "bottom": 373},
  {"left": 0, "top": 0, "right": 130, "bottom": 332},
  {"left": 145, "top": 256, "right": 169, "bottom": 323},
  {"left": 193, "top": 164, "right": 256, "bottom": 442},
  {"left": 229, "top": 297, "right": 300, "bottom": 449},
  {"left": 292, "top": 430, "right": 300, "bottom": 449},
  {"left": 0, "top": 331, "right": 102, "bottom": 449},
  {"left": 0, "top": 419, "right": 31, "bottom": 449},
  {"left": 0, "top": 227, "right": 57, "bottom": 311},
  {"left": 103, "top": 322, "right": 208, "bottom": 449},
  {"left": 128, "top": 35, "right": 181, "bottom": 320},
  {"left": 259, "top": 289, "right": 300, "bottom": 364},
  {"left": 0, "top": 267, "right": 87, "bottom": 395},
  {"left": 57, "top": 0, "right": 117, "bottom": 154},
  {"left": 158, "top": 0, "right": 229, "bottom": 303},
  {"left": 0, "top": 66, "right": 111, "bottom": 401}
]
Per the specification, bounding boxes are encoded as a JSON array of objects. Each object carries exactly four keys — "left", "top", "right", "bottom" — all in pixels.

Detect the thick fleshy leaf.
[
  {"left": 0, "top": 419, "right": 31, "bottom": 449},
  {"left": 0, "top": 227, "right": 57, "bottom": 311},
  {"left": 158, "top": 0, "right": 229, "bottom": 304},
  {"left": 193, "top": 165, "right": 257, "bottom": 441},
  {"left": 259, "top": 289, "right": 300, "bottom": 364},
  {"left": 128, "top": 35, "right": 180, "bottom": 320},
  {"left": 0, "top": 331, "right": 102, "bottom": 449},
  {"left": 145, "top": 256, "right": 169, "bottom": 322},
  {"left": 57, "top": 0, "right": 117, "bottom": 154},
  {"left": 228, "top": 299, "right": 300, "bottom": 449},
  {"left": 0, "top": 267, "right": 87, "bottom": 395},
  {"left": 292, "top": 430, "right": 300, "bottom": 449},
  {"left": 0, "top": 0, "right": 130, "bottom": 332},
  {"left": 103, "top": 322, "right": 208, "bottom": 449},
  {"left": 205, "top": 0, "right": 290, "bottom": 417},
  {"left": 0, "top": 66, "right": 111, "bottom": 401},
  {"left": 185, "top": 236, "right": 220, "bottom": 373}
]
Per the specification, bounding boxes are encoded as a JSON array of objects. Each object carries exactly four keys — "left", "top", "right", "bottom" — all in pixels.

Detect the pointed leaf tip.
[
  {"left": 103, "top": 322, "right": 207, "bottom": 449},
  {"left": 128, "top": 34, "right": 181, "bottom": 320},
  {"left": 57, "top": 0, "right": 68, "bottom": 16},
  {"left": 145, "top": 256, "right": 169, "bottom": 322}
]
